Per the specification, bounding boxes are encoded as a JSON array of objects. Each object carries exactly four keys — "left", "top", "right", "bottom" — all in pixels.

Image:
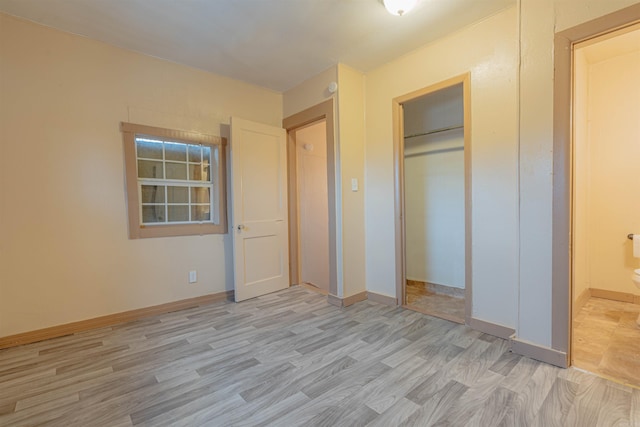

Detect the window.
[{"left": 121, "top": 122, "right": 227, "bottom": 238}]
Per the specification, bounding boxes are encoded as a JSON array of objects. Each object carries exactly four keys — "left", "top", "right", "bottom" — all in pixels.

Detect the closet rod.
[{"left": 404, "top": 125, "right": 463, "bottom": 139}]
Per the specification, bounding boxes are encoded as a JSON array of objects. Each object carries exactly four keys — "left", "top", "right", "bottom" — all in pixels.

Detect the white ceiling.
[{"left": 0, "top": 0, "right": 514, "bottom": 92}]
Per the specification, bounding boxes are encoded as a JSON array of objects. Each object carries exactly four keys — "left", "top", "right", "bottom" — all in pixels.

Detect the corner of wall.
[
  {"left": 283, "top": 65, "right": 338, "bottom": 119},
  {"left": 336, "top": 63, "right": 367, "bottom": 298}
]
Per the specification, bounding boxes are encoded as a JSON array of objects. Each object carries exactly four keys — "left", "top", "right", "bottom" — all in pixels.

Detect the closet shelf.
[{"left": 404, "top": 125, "right": 463, "bottom": 139}]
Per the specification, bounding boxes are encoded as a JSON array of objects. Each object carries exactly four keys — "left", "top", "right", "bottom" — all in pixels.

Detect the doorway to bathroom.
[
  {"left": 570, "top": 23, "right": 640, "bottom": 387},
  {"left": 393, "top": 74, "right": 471, "bottom": 324}
]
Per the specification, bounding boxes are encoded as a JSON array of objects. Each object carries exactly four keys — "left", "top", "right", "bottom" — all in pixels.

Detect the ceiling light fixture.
[{"left": 383, "top": 0, "right": 418, "bottom": 16}]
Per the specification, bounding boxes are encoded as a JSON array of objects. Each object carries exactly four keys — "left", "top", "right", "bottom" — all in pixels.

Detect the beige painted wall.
[
  {"left": 572, "top": 49, "right": 590, "bottom": 302},
  {"left": 0, "top": 14, "right": 282, "bottom": 337},
  {"left": 518, "top": 0, "right": 640, "bottom": 348},
  {"left": 574, "top": 46, "right": 640, "bottom": 297},
  {"left": 336, "top": 64, "right": 367, "bottom": 298},
  {"left": 283, "top": 66, "right": 337, "bottom": 119},
  {"left": 365, "top": 7, "right": 519, "bottom": 327}
]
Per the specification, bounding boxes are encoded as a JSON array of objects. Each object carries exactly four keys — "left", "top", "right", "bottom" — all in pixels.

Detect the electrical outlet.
[{"left": 189, "top": 270, "right": 197, "bottom": 283}]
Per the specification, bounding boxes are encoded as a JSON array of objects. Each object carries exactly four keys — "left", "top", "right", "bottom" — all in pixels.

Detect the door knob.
[{"left": 237, "top": 224, "right": 245, "bottom": 231}]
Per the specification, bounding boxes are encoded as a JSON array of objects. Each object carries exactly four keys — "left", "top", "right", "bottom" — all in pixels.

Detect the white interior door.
[{"left": 231, "top": 117, "right": 289, "bottom": 302}]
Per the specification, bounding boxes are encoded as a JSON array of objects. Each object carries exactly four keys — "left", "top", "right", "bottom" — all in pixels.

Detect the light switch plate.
[{"left": 351, "top": 178, "right": 358, "bottom": 192}]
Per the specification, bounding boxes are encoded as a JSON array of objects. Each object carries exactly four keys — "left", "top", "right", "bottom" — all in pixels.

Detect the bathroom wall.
[
  {"left": 572, "top": 48, "right": 590, "bottom": 303},
  {"left": 574, "top": 29, "right": 640, "bottom": 298},
  {"left": 403, "top": 86, "right": 465, "bottom": 289}
]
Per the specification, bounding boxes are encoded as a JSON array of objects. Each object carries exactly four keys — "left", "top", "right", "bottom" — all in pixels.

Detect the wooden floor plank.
[
  {"left": 0, "top": 286, "right": 636, "bottom": 426},
  {"left": 530, "top": 377, "right": 579, "bottom": 427}
]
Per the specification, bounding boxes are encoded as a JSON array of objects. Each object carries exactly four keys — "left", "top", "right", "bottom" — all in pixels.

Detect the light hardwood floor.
[
  {"left": 406, "top": 280, "right": 465, "bottom": 323},
  {"left": 573, "top": 296, "right": 640, "bottom": 388},
  {"left": 1, "top": 286, "right": 639, "bottom": 426}
]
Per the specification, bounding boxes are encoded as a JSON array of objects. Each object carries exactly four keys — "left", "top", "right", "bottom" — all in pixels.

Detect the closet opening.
[{"left": 393, "top": 74, "right": 471, "bottom": 324}]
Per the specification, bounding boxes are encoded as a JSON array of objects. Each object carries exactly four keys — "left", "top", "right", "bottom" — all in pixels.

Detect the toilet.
[{"left": 634, "top": 270, "right": 640, "bottom": 326}]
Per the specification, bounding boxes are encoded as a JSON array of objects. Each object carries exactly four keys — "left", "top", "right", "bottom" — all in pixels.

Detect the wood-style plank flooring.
[
  {"left": 406, "top": 280, "right": 465, "bottom": 323},
  {"left": 1, "top": 286, "right": 639, "bottom": 426},
  {"left": 573, "top": 296, "right": 640, "bottom": 388}
]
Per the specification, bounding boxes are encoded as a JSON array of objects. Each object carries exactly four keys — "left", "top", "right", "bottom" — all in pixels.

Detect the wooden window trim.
[{"left": 121, "top": 122, "right": 227, "bottom": 239}]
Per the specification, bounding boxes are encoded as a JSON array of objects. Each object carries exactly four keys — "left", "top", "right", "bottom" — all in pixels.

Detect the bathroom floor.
[
  {"left": 572, "top": 297, "right": 640, "bottom": 388},
  {"left": 405, "top": 281, "right": 465, "bottom": 323}
]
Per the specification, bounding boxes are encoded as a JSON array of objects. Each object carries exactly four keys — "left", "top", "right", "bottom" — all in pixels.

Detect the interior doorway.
[
  {"left": 283, "top": 99, "right": 338, "bottom": 297},
  {"left": 393, "top": 74, "right": 472, "bottom": 324},
  {"left": 293, "top": 120, "right": 330, "bottom": 292},
  {"left": 570, "top": 23, "right": 640, "bottom": 387}
]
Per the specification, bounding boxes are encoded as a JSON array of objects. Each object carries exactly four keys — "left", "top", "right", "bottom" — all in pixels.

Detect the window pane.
[
  {"left": 138, "top": 160, "right": 164, "bottom": 179},
  {"left": 189, "top": 164, "right": 204, "bottom": 181},
  {"left": 191, "top": 187, "right": 210, "bottom": 204},
  {"left": 142, "top": 205, "right": 165, "bottom": 223},
  {"left": 203, "top": 146, "right": 212, "bottom": 165},
  {"left": 188, "top": 145, "right": 201, "bottom": 162},
  {"left": 191, "top": 205, "right": 211, "bottom": 221},
  {"left": 136, "top": 138, "right": 163, "bottom": 159},
  {"left": 168, "top": 205, "right": 189, "bottom": 222},
  {"left": 204, "top": 146, "right": 215, "bottom": 182},
  {"left": 167, "top": 186, "right": 188, "bottom": 203},
  {"left": 165, "top": 142, "right": 186, "bottom": 161},
  {"left": 141, "top": 185, "right": 165, "bottom": 203},
  {"left": 166, "top": 162, "right": 187, "bottom": 180}
]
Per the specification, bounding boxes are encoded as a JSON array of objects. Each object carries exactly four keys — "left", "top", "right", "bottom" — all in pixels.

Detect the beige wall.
[
  {"left": 518, "top": 0, "right": 639, "bottom": 348},
  {"left": 336, "top": 64, "right": 367, "bottom": 298},
  {"left": 365, "top": 7, "right": 519, "bottom": 327},
  {"left": 572, "top": 49, "right": 590, "bottom": 302},
  {"left": 283, "top": 66, "right": 337, "bottom": 119},
  {"left": 574, "top": 44, "right": 640, "bottom": 297},
  {"left": 0, "top": 14, "right": 282, "bottom": 337}
]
